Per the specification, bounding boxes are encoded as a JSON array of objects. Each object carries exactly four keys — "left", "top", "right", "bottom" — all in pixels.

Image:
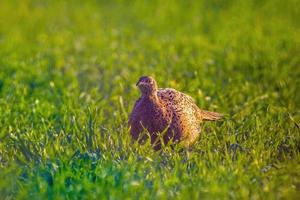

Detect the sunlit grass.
[{"left": 0, "top": 0, "right": 299, "bottom": 199}]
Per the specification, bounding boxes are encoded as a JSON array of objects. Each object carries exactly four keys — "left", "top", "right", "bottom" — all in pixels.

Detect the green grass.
[{"left": 0, "top": 0, "right": 299, "bottom": 199}]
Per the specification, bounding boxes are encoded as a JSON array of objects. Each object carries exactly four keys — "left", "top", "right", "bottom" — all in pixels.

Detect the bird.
[{"left": 128, "top": 76, "right": 222, "bottom": 150}]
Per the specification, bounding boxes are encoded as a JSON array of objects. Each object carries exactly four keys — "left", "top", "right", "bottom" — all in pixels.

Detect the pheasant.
[{"left": 128, "top": 76, "right": 222, "bottom": 150}]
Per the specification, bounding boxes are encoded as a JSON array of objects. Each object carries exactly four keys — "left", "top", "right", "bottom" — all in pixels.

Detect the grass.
[{"left": 0, "top": 0, "right": 299, "bottom": 199}]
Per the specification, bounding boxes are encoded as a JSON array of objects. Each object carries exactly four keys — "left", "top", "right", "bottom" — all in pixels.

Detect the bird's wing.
[
  {"left": 158, "top": 88, "right": 196, "bottom": 109},
  {"left": 157, "top": 88, "right": 197, "bottom": 119},
  {"left": 158, "top": 88, "right": 222, "bottom": 121},
  {"left": 158, "top": 88, "right": 195, "bottom": 104}
]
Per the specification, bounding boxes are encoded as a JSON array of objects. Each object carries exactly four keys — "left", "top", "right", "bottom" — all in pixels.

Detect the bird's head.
[{"left": 136, "top": 76, "right": 158, "bottom": 96}]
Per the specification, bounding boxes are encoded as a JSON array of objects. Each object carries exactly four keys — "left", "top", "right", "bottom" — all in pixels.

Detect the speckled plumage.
[{"left": 128, "top": 76, "right": 222, "bottom": 150}]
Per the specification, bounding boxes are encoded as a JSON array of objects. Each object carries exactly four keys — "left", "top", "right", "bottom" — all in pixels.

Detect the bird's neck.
[{"left": 142, "top": 92, "right": 159, "bottom": 103}]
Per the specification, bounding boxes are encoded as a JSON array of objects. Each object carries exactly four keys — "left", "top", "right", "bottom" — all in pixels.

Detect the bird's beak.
[
  {"left": 136, "top": 81, "right": 145, "bottom": 87},
  {"left": 136, "top": 80, "right": 140, "bottom": 87}
]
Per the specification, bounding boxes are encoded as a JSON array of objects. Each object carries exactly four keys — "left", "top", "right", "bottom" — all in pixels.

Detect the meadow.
[{"left": 0, "top": 0, "right": 299, "bottom": 199}]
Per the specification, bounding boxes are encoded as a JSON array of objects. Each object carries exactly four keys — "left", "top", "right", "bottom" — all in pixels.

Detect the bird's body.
[{"left": 129, "top": 76, "right": 222, "bottom": 150}]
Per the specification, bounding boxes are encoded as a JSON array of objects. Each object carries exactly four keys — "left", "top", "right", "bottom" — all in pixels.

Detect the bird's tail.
[{"left": 198, "top": 110, "right": 223, "bottom": 121}]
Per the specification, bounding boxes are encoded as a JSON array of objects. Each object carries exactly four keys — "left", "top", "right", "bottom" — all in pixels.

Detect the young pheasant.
[{"left": 128, "top": 76, "right": 222, "bottom": 150}]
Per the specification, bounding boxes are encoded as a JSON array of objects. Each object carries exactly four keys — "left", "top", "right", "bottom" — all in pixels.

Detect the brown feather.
[
  {"left": 198, "top": 110, "right": 223, "bottom": 121},
  {"left": 128, "top": 76, "right": 223, "bottom": 150}
]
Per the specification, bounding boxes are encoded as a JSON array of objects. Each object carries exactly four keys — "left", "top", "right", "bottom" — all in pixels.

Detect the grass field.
[{"left": 0, "top": 0, "right": 299, "bottom": 199}]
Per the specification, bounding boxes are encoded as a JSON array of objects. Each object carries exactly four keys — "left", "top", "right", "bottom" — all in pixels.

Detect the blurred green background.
[{"left": 0, "top": 0, "right": 299, "bottom": 199}]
